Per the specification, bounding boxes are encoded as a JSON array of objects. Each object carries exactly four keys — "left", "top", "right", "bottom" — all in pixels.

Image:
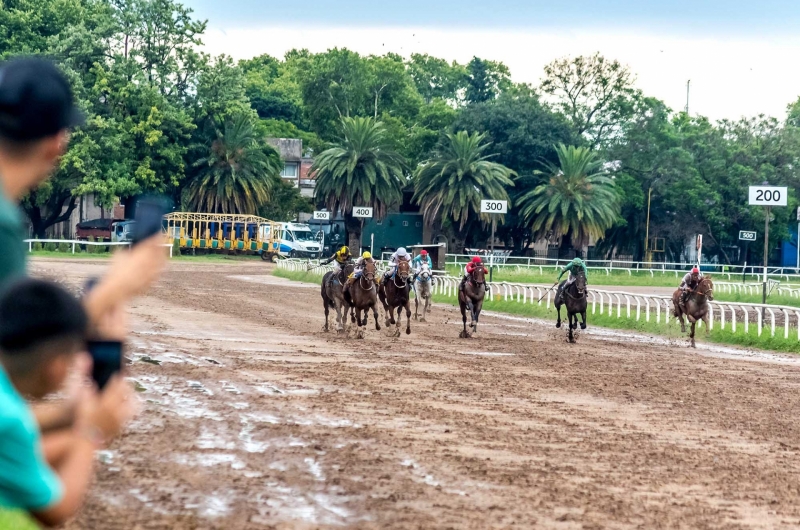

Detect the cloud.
[{"left": 201, "top": 24, "right": 800, "bottom": 121}]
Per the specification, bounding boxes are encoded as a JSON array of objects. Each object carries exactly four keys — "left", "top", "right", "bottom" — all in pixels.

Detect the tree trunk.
[{"left": 345, "top": 215, "right": 362, "bottom": 254}]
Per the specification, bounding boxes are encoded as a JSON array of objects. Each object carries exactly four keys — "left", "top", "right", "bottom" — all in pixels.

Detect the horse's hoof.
[
  {"left": 580, "top": 323, "right": 586, "bottom": 330},
  {"left": 406, "top": 328, "right": 411, "bottom": 335},
  {"left": 420, "top": 317, "right": 426, "bottom": 323},
  {"left": 555, "top": 322, "right": 561, "bottom": 328},
  {"left": 459, "top": 330, "right": 470, "bottom": 339},
  {"left": 413, "top": 315, "right": 418, "bottom": 321}
]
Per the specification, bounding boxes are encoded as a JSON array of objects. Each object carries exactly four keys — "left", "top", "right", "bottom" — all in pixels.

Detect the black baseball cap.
[{"left": 0, "top": 57, "right": 85, "bottom": 142}]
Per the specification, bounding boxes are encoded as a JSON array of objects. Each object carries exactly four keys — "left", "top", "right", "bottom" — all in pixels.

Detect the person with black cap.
[{"left": 0, "top": 56, "right": 166, "bottom": 332}]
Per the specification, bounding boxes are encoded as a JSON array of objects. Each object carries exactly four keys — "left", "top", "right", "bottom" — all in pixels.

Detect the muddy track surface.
[{"left": 29, "top": 260, "right": 800, "bottom": 529}]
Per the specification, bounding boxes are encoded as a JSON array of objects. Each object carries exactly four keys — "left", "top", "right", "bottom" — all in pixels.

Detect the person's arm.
[
  {"left": 34, "top": 376, "right": 137, "bottom": 527},
  {"left": 557, "top": 264, "right": 570, "bottom": 280},
  {"left": 82, "top": 235, "right": 166, "bottom": 326},
  {"left": 31, "top": 403, "right": 75, "bottom": 435}
]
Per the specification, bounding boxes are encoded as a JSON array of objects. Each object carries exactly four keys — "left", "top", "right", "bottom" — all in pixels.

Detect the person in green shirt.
[
  {"left": 0, "top": 278, "right": 136, "bottom": 528},
  {"left": 555, "top": 257, "right": 588, "bottom": 304}
]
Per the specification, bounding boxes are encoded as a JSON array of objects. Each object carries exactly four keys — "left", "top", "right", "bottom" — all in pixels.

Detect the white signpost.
[
  {"left": 749, "top": 185, "right": 788, "bottom": 302},
  {"left": 312, "top": 211, "right": 331, "bottom": 221},
  {"left": 738, "top": 231, "right": 757, "bottom": 242},
  {"left": 480, "top": 200, "right": 508, "bottom": 282},
  {"left": 352, "top": 207, "right": 374, "bottom": 254}
]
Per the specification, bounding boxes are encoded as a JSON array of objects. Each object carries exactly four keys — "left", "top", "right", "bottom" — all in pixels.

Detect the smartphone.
[
  {"left": 88, "top": 340, "right": 123, "bottom": 390},
  {"left": 132, "top": 195, "right": 172, "bottom": 245}
]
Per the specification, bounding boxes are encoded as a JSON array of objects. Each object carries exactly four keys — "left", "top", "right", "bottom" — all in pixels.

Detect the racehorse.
[
  {"left": 347, "top": 261, "right": 381, "bottom": 339},
  {"left": 554, "top": 269, "right": 587, "bottom": 343},
  {"left": 321, "top": 261, "right": 355, "bottom": 334},
  {"left": 458, "top": 264, "right": 486, "bottom": 338},
  {"left": 672, "top": 276, "right": 714, "bottom": 348},
  {"left": 378, "top": 259, "right": 412, "bottom": 337},
  {"left": 413, "top": 262, "right": 433, "bottom": 322}
]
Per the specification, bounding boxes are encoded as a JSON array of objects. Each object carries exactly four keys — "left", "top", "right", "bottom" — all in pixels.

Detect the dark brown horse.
[
  {"left": 555, "top": 269, "right": 587, "bottom": 343},
  {"left": 379, "top": 259, "right": 412, "bottom": 337},
  {"left": 672, "top": 276, "right": 714, "bottom": 347},
  {"left": 458, "top": 265, "right": 486, "bottom": 338},
  {"left": 347, "top": 261, "right": 381, "bottom": 339},
  {"left": 321, "top": 262, "right": 354, "bottom": 333}
]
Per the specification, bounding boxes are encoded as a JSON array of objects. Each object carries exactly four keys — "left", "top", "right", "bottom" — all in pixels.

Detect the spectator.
[{"left": 0, "top": 278, "right": 136, "bottom": 527}]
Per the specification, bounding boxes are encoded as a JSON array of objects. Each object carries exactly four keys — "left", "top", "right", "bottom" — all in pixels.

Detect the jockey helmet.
[
  {"left": 691, "top": 266, "right": 699, "bottom": 274},
  {"left": 572, "top": 257, "right": 582, "bottom": 265},
  {"left": 396, "top": 247, "right": 408, "bottom": 257},
  {"left": 420, "top": 249, "right": 428, "bottom": 256},
  {"left": 471, "top": 256, "right": 482, "bottom": 264},
  {"left": 362, "top": 251, "right": 372, "bottom": 259},
  {"left": 339, "top": 246, "right": 349, "bottom": 255}
]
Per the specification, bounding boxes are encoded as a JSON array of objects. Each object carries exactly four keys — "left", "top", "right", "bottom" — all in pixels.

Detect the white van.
[{"left": 259, "top": 222, "right": 322, "bottom": 259}]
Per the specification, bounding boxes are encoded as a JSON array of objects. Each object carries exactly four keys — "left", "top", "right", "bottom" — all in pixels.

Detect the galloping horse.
[
  {"left": 672, "top": 276, "right": 714, "bottom": 348},
  {"left": 321, "top": 261, "right": 355, "bottom": 333},
  {"left": 379, "top": 259, "right": 412, "bottom": 337},
  {"left": 458, "top": 264, "right": 486, "bottom": 338},
  {"left": 413, "top": 262, "right": 433, "bottom": 322},
  {"left": 347, "top": 261, "right": 381, "bottom": 339},
  {"left": 554, "top": 269, "right": 587, "bottom": 343}
]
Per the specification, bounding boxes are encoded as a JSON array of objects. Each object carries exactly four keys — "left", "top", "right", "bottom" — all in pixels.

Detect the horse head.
[
  {"left": 340, "top": 261, "right": 355, "bottom": 283},
  {"left": 363, "top": 261, "right": 376, "bottom": 282},
  {"left": 574, "top": 269, "right": 587, "bottom": 295},
  {"left": 418, "top": 262, "right": 431, "bottom": 282},
  {"left": 697, "top": 276, "right": 714, "bottom": 301},
  {"left": 471, "top": 265, "right": 486, "bottom": 286},
  {"left": 397, "top": 259, "right": 410, "bottom": 280}
]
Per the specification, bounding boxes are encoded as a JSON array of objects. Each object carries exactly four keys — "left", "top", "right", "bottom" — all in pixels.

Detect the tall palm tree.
[
  {"left": 518, "top": 144, "right": 620, "bottom": 253},
  {"left": 185, "top": 115, "right": 281, "bottom": 214},
  {"left": 312, "top": 116, "right": 407, "bottom": 251},
  {"left": 413, "top": 131, "right": 515, "bottom": 253}
]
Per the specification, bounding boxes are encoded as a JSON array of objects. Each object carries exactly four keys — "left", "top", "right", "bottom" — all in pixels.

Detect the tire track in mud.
[{"left": 43, "top": 261, "right": 800, "bottom": 529}]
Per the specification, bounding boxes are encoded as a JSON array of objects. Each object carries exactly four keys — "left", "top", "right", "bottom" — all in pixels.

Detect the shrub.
[
  {"left": 32, "top": 241, "right": 43, "bottom": 252},
  {"left": 58, "top": 241, "right": 70, "bottom": 253},
  {"left": 44, "top": 242, "right": 57, "bottom": 252},
  {"left": 86, "top": 236, "right": 95, "bottom": 254},
  {"left": 172, "top": 238, "right": 181, "bottom": 257}
]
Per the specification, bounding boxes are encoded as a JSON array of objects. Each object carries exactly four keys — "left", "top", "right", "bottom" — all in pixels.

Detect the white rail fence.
[
  {"left": 24, "top": 239, "right": 174, "bottom": 257},
  {"left": 278, "top": 259, "right": 800, "bottom": 341}
]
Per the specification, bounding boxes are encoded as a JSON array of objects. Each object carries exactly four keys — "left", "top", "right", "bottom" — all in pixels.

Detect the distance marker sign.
[
  {"left": 748, "top": 186, "right": 787, "bottom": 206},
  {"left": 480, "top": 200, "right": 508, "bottom": 214},
  {"left": 738, "top": 230, "right": 756, "bottom": 242},
  {"left": 312, "top": 211, "right": 330, "bottom": 221},
  {"left": 352, "top": 206, "right": 373, "bottom": 218}
]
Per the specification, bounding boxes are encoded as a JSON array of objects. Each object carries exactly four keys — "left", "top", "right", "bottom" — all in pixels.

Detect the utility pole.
[
  {"left": 763, "top": 206, "right": 770, "bottom": 304},
  {"left": 644, "top": 187, "right": 652, "bottom": 262},
  {"left": 685, "top": 80, "right": 690, "bottom": 114}
]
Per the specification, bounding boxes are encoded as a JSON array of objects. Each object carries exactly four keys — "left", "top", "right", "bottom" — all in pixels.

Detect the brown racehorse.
[
  {"left": 379, "top": 259, "right": 412, "bottom": 337},
  {"left": 347, "top": 261, "right": 381, "bottom": 339},
  {"left": 459, "top": 265, "right": 486, "bottom": 338},
  {"left": 672, "top": 276, "right": 714, "bottom": 348},
  {"left": 321, "top": 261, "right": 354, "bottom": 334}
]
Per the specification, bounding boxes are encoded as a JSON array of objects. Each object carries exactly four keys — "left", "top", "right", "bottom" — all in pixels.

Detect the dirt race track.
[{"left": 29, "top": 259, "right": 800, "bottom": 529}]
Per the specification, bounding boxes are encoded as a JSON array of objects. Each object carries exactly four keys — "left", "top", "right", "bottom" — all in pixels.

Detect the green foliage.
[
  {"left": 172, "top": 237, "right": 181, "bottom": 256},
  {"left": 258, "top": 179, "right": 313, "bottom": 222},
  {"left": 44, "top": 241, "right": 56, "bottom": 252},
  {"left": 465, "top": 57, "right": 512, "bottom": 104},
  {"left": 58, "top": 241, "right": 70, "bottom": 252},
  {"left": 518, "top": 144, "right": 620, "bottom": 250},
  {"left": 32, "top": 241, "right": 43, "bottom": 252},
  {"left": 184, "top": 115, "right": 282, "bottom": 213},
  {"left": 86, "top": 236, "right": 95, "bottom": 254},
  {"left": 413, "top": 131, "right": 515, "bottom": 251}
]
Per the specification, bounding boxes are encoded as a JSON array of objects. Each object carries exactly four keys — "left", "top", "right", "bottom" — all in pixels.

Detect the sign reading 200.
[{"left": 748, "top": 186, "right": 788, "bottom": 206}]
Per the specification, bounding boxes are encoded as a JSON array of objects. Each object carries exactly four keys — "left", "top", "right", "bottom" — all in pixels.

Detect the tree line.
[{"left": 4, "top": 0, "right": 800, "bottom": 263}]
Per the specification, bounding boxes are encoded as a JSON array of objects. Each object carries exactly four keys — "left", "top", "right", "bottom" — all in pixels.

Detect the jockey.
[
  {"left": 412, "top": 249, "right": 433, "bottom": 279},
  {"left": 343, "top": 251, "right": 378, "bottom": 297},
  {"left": 320, "top": 245, "right": 352, "bottom": 274},
  {"left": 679, "top": 266, "right": 703, "bottom": 309},
  {"left": 384, "top": 247, "right": 411, "bottom": 280},
  {"left": 459, "top": 256, "right": 487, "bottom": 292},
  {"left": 555, "top": 257, "right": 588, "bottom": 303}
]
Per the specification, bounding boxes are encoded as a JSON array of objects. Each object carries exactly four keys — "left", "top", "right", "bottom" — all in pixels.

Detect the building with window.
[{"left": 267, "top": 138, "right": 315, "bottom": 198}]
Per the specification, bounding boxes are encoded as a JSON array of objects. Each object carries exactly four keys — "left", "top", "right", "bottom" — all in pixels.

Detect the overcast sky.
[{"left": 183, "top": 0, "right": 800, "bottom": 121}]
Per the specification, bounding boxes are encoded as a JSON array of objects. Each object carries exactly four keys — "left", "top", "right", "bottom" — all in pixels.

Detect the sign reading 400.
[
  {"left": 749, "top": 186, "right": 788, "bottom": 206},
  {"left": 352, "top": 206, "right": 374, "bottom": 218},
  {"left": 480, "top": 200, "right": 508, "bottom": 214}
]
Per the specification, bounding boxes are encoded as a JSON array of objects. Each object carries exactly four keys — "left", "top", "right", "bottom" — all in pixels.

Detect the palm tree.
[
  {"left": 312, "top": 116, "right": 407, "bottom": 251},
  {"left": 185, "top": 115, "right": 281, "bottom": 214},
  {"left": 413, "top": 131, "right": 515, "bottom": 253},
  {"left": 518, "top": 144, "right": 620, "bottom": 254}
]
